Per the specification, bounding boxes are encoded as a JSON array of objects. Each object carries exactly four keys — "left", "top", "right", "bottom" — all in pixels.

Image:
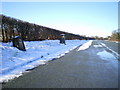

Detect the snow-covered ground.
[
  {"left": 1, "top": 40, "right": 118, "bottom": 83},
  {"left": 0, "top": 40, "right": 88, "bottom": 83}
]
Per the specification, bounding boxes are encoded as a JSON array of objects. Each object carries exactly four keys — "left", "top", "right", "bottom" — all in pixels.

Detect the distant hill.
[{"left": 1, "top": 14, "right": 94, "bottom": 42}]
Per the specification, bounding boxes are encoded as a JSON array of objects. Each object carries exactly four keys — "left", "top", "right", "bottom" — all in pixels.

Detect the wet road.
[{"left": 3, "top": 40, "right": 119, "bottom": 88}]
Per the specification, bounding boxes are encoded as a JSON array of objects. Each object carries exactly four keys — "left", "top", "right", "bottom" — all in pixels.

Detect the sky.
[{"left": 2, "top": 2, "right": 118, "bottom": 37}]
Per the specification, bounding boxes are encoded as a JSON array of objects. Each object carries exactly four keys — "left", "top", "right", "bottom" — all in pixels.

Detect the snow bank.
[
  {"left": 77, "top": 40, "right": 93, "bottom": 51},
  {"left": 0, "top": 40, "right": 88, "bottom": 83}
]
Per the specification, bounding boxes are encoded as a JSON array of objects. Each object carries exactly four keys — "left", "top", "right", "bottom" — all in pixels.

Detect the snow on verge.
[
  {"left": 77, "top": 40, "right": 93, "bottom": 51},
  {"left": 0, "top": 40, "right": 88, "bottom": 83}
]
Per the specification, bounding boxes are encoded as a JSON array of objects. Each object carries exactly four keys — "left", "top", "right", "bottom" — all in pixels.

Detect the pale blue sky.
[{"left": 2, "top": 2, "right": 118, "bottom": 37}]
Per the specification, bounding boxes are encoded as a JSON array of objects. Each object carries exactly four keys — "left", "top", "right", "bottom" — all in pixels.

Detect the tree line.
[
  {"left": 110, "top": 29, "right": 120, "bottom": 41},
  {"left": 0, "top": 14, "right": 94, "bottom": 42}
]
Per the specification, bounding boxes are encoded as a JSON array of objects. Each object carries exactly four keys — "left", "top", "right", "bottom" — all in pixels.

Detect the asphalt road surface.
[{"left": 3, "top": 40, "right": 119, "bottom": 88}]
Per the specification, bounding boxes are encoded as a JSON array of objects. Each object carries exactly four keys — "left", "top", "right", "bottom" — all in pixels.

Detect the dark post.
[
  {"left": 60, "top": 34, "right": 66, "bottom": 45},
  {"left": 12, "top": 36, "right": 26, "bottom": 51}
]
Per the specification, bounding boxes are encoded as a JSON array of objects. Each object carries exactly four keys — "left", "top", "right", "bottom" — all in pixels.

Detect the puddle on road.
[
  {"left": 97, "top": 50, "right": 116, "bottom": 60},
  {"left": 97, "top": 50, "right": 118, "bottom": 69}
]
